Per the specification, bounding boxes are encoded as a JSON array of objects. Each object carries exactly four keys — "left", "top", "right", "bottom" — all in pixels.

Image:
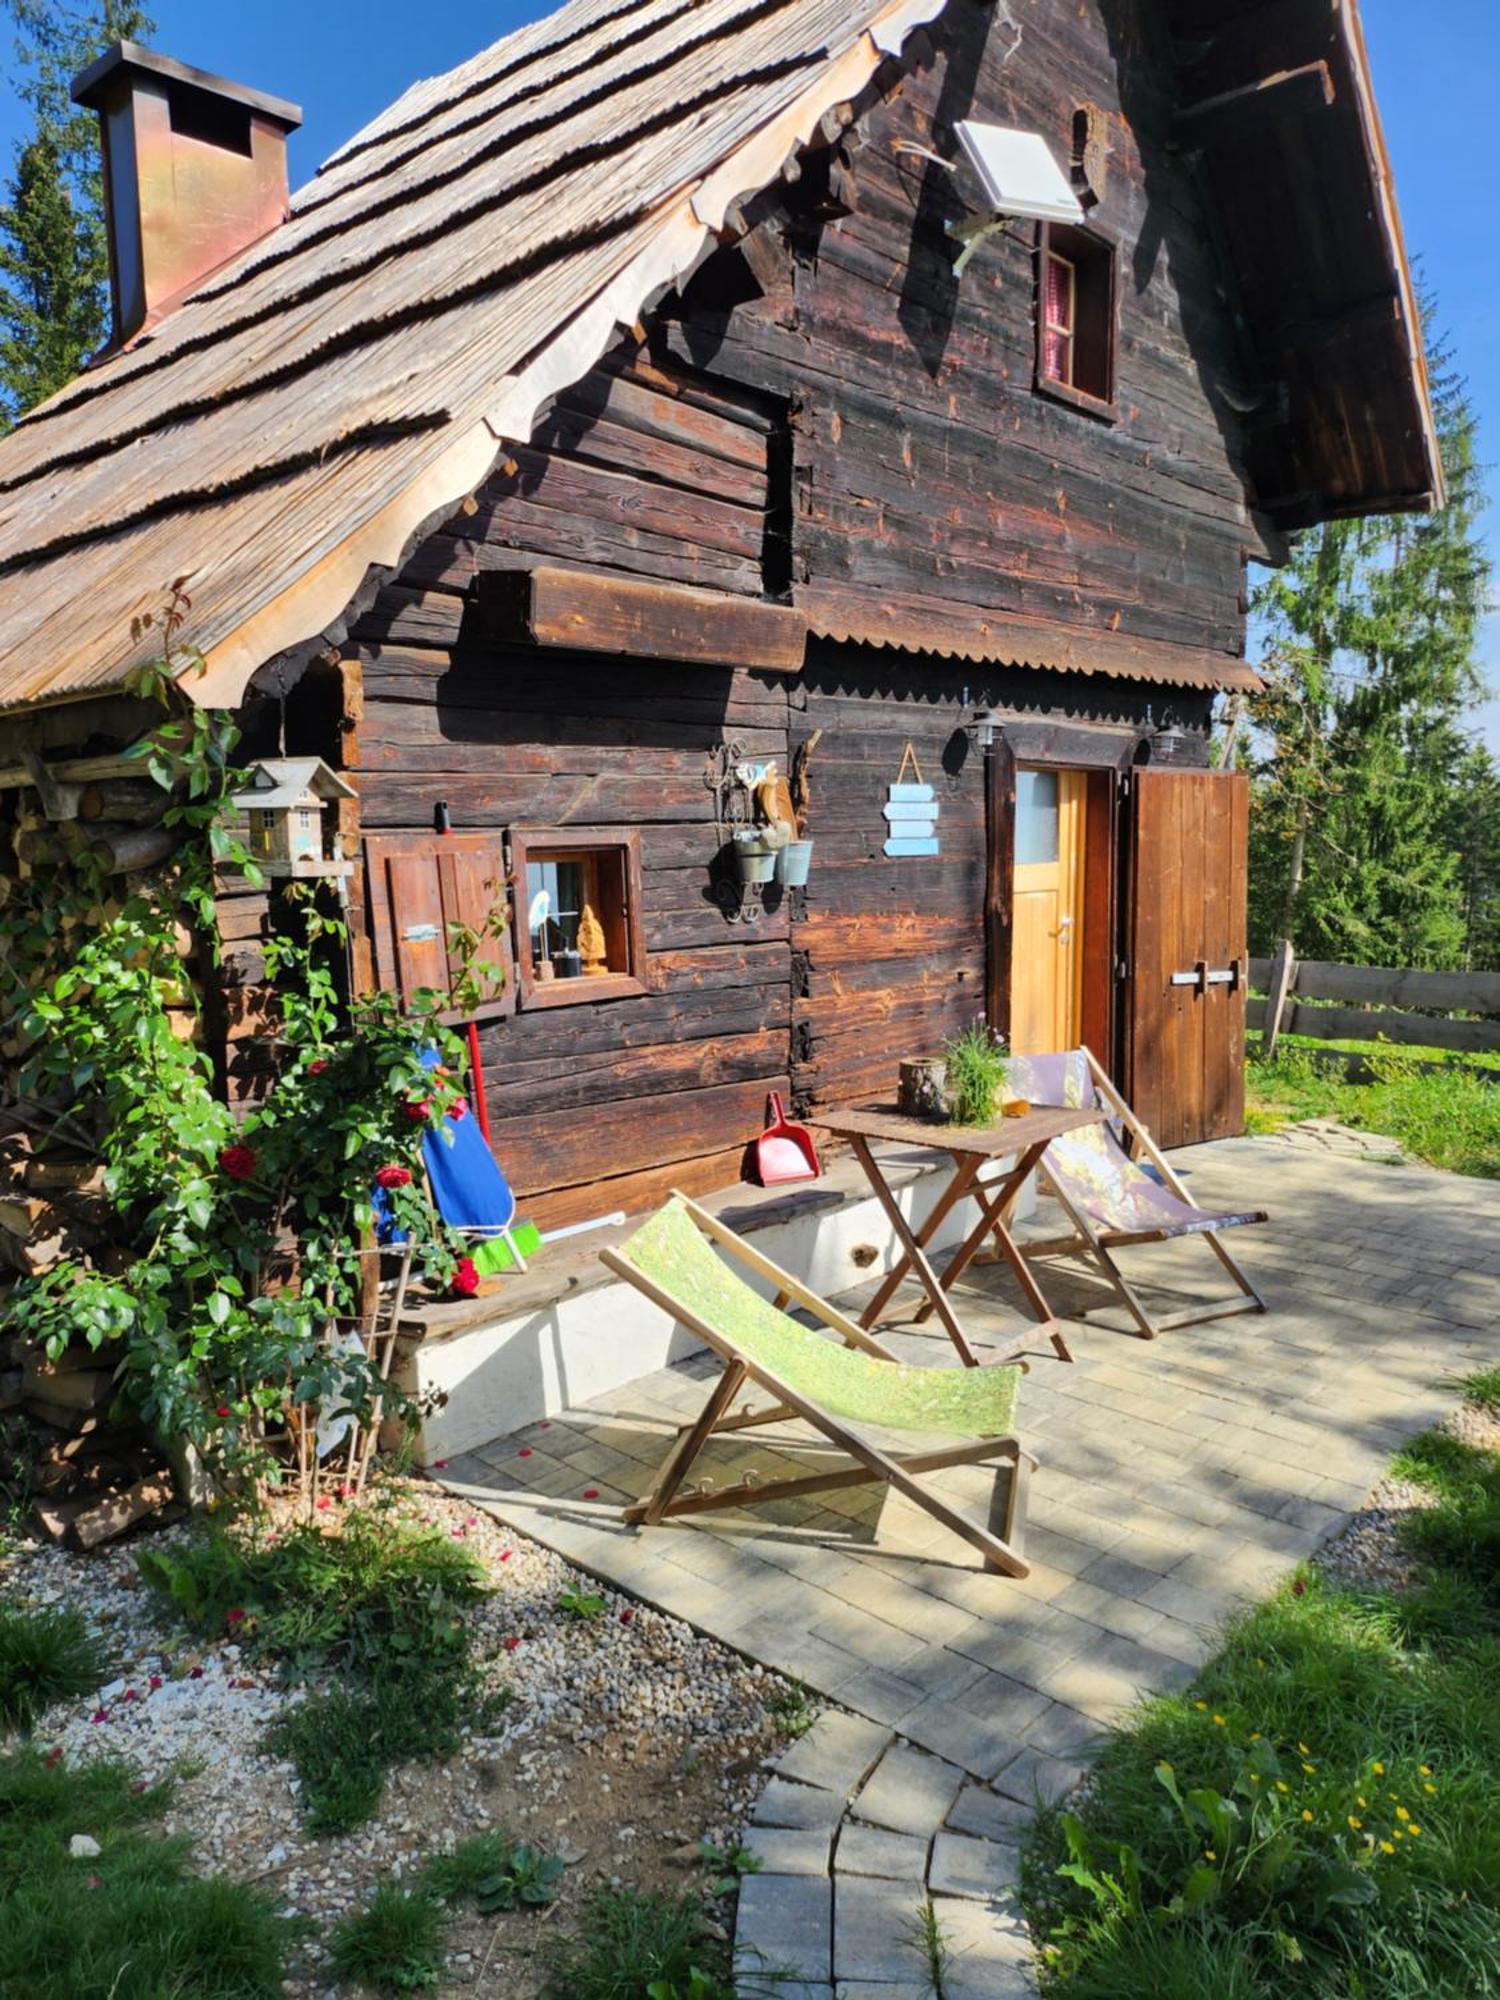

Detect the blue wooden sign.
[{"left": 883, "top": 746, "right": 940, "bottom": 858}]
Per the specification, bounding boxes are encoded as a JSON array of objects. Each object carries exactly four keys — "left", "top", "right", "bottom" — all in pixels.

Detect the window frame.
[
  {"left": 511, "top": 826, "right": 649, "bottom": 1010},
  {"left": 1034, "top": 221, "right": 1119, "bottom": 423}
]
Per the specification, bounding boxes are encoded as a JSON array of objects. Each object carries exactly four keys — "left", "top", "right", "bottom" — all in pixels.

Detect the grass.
[
  {"left": 0, "top": 1749, "right": 293, "bottom": 1998},
  {"left": 329, "top": 1882, "right": 445, "bottom": 1994},
  {"left": 0, "top": 1604, "right": 112, "bottom": 1734},
  {"left": 539, "top": 1886, "right": 737, "bottom": 2000},
  {"left": 1247, "top": 1043, "right": 1500, "bottom": 1178},
  {"left": 1021, "top": 1370, "right": 1500, "bottom": 1997},
  {"left": 332, "top": 1833, "right": 566, "bottom": 1995},
  {"left": 139, "top": 1503, "right": 506, "bottom": 1832},
  {"left": 907, "top": 1895, "right": 952, "bottom": 1994}
]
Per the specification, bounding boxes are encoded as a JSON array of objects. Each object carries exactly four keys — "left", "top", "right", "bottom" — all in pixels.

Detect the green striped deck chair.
[{"left": 601, "top": 1194, "right": 1035, "bottom": 1577}]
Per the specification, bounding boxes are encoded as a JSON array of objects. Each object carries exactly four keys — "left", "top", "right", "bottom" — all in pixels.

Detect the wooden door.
[
  {"left": 1011, "top": 768, "right": 1087, "bottom": 1055},
  {"left": 1124, "top": 768, "right": 1248, "bottom": 1148}
]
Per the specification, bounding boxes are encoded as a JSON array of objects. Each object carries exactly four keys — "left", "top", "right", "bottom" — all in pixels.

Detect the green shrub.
[
  {"left": 0, "top": 1606, "right": 112, "bottom": 1733},
  {"left": 329, "top": 1882, "right": 444, "bottom": 1995},
  {"left": 0, "top": 1750, "right": 293, "bottom": 1998}
]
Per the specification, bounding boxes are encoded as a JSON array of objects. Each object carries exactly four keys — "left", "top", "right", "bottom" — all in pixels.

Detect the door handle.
[
  {"left": 1170, "top": 960, "right": 1243, "bottom": 992},
  {"left": 1054, "top": 915, "right": 1074, "bottom": 941}
]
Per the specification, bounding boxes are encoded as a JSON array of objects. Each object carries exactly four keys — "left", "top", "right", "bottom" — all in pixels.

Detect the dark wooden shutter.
[
  {"left": 1123, "top": 768, "right": 1248, "bottom": 1149},
  {"left": 364, "top": 835, "right": 514, "bottom": 1024}
]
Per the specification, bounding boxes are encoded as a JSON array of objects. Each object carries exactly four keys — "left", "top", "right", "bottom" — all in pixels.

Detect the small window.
[
  {"left": 511, "top": 828, "right": 647, "bottom": 1009},
  {"left": 1036, "top": 224, "right": 1117, "bottom": 418}
]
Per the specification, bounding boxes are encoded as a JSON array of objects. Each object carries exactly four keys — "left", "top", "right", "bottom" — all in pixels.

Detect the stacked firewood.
[
  {"left": 0, "top": 760, "right": 190, "bottom": 1548},
  {"left": 0, "top": 1125, "right": 177, "bottom": 1548}
]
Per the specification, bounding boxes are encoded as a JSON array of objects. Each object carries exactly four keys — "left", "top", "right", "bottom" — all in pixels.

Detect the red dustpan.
[{"left": 754, "top": 1092, "right": 821, "bottom": 1186}]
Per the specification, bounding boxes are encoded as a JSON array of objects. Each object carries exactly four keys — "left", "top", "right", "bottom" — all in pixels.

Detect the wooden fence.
[{"left": 1249, "top": 942, "right": 1500, "bottom": 1066}]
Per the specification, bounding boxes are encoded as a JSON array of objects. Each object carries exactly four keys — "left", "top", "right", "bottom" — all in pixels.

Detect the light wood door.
[
  {"left": 1123, "top": 768, "right": 1249, "bottom": 1147},
  {"left": 1011, "top": 768, "right": 1086, "bottom": 1055}
]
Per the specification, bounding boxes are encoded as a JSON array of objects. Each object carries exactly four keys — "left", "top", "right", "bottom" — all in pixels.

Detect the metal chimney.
[{"left": 72, "top": 42, "right": 302, "bottom": 347}]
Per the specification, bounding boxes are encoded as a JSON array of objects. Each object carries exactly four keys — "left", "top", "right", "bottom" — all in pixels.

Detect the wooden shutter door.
[{"left": 1123, "top": 768, "right": 1248, "bottom": 1149}]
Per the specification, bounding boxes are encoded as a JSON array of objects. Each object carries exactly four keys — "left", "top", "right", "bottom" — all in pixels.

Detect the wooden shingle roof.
[{"left": 0, "top": 0, "right": 952, "bottom": 713}]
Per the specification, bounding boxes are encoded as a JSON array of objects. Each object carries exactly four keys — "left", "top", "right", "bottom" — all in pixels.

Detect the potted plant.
[{"left": 941, "top": 1020, "right": 1010, "bottom": 1126}]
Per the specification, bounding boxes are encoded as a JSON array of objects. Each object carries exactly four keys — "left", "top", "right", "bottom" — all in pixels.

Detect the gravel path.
[
  {"left": 1, "top": 1477, "right": 815, "bottom": 1996},
  {"left": 1314, "top": 1398, "right": 1500, "bottom": 1595}
]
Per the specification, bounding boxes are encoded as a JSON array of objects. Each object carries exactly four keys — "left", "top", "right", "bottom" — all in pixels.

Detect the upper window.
[
  {"left": 1036, "top": 224, "right": 1117, "bottom": 419},
  {"left": 511, "top": 827, "right": 647, "bottom": 1009}
]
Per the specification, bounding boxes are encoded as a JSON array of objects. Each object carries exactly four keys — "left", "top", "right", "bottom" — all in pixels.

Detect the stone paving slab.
[{"left": 441, "top": 1136, "right": 1500, "bottom": 1995}]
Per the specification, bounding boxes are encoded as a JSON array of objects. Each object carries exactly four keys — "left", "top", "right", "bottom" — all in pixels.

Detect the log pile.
[{"left": 0, "top": 756, "right": 194, "bottom": 1548}]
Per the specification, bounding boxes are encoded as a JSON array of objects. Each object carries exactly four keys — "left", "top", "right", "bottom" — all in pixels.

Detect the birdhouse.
[{"left": 230, "top": 758, "right": 356, "bottom": 878}]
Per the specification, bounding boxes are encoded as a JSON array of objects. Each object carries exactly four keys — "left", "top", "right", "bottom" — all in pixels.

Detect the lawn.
[
  {"left": 1021, "top": 1369, "right": 1500, "bottom": 1998},
  {"left": 1247, "top": 1043, "right": 1500, "bottom": 1179}
]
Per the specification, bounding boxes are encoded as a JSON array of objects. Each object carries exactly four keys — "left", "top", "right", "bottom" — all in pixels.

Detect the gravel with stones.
[
  {"left": 1315, "top": 1397, "right": 1500, "bottom": 1594},
  {"left": 1, "top": 1475, "right": 818, "bottom": 1996}
]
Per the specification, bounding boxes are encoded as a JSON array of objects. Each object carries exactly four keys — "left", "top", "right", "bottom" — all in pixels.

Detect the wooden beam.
[
  {"left": 479, "top": 566, "right": 807, "bottom": 674},
  {"left": 1177, "top": 59, "right": 1335, "bottom": 127}
]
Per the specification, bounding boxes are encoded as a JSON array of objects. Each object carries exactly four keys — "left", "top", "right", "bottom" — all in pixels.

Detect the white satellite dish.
[
  {"left": 953, "top": 122, "right": 1085, "bottom": 226},
  {"left": 527, "top": 889, "right": 550, "bottom": 934}
]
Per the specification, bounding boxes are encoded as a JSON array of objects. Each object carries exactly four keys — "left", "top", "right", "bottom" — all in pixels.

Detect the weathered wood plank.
[{"left": 478, "top": 566, "right": 806, "bottom": 673}]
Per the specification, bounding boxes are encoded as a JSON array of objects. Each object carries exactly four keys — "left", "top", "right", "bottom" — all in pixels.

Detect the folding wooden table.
[{"left": 813, "top": 1101, "right": 1105, "bottom": 1367}]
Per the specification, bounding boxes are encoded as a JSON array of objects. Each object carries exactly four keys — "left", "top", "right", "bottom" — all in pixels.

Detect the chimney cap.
[{"left": 71, "top": 40, "right": 302, "bottom": 132}]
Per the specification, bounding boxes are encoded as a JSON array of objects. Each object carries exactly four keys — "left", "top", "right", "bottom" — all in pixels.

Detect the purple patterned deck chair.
[{"left": 1005, "top": 1047, "right": 1266, "bottom": 1340}]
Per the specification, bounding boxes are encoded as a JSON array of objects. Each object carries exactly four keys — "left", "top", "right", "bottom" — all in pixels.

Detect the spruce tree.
[
  {"left": 1248, "top": 298, "right": 1492, "bottom": 969},
  {"left": 0, "top": 0, "right": 153, "bottom": 427}
]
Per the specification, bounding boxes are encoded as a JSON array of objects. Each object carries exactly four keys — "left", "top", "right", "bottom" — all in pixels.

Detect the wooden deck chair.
[
  {"left": 601, "top": 1194, "right": 1035, "bottom": 1577},
  {"left": 1002, "top": 1048, "right": 1266, "bottom": 1341}
]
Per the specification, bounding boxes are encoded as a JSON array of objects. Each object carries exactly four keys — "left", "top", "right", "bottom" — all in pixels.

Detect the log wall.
[{"left": 343, "top": 0, "right": 1243, "bottom": 1223}]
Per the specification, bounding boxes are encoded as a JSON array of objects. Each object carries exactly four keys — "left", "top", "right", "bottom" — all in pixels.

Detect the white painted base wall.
[{"left": 410, "top": 1163, "right": 1035, "bottom": 1462}]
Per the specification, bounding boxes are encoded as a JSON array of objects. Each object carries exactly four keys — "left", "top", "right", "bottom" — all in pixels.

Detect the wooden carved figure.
[{"left": 578, "top": 902, "right": 608, "bottom": 976}]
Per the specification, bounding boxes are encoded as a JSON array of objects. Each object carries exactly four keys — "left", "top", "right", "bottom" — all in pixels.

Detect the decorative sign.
[{"left": 883, "top": 743, "right": 941, "bottom": 858}]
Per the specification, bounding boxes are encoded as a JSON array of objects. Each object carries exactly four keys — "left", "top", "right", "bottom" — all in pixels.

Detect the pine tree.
[
  {"left": 0, "top": 0, "right": 153, "bottom": 427},
  {"left": 1247, "top": 296, "right": 1492, "bottom": 969}
]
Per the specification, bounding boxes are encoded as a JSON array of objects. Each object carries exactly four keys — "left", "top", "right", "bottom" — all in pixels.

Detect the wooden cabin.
[{"left": 0, "top": 4, "right": 1439, "bottom": 1352}]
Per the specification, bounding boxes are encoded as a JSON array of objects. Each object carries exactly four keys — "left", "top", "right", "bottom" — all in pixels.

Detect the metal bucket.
[{"left": 777, "top": 839, "right": 813, "bottom": 886}]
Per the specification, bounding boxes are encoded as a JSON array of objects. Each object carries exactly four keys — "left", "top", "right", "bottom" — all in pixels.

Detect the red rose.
[
  {"left": 218, "top": 1144, "right": 257, "bottom": 1182},
  {"left": 215, "top": 1405, "right": 231, "bottom": 1419},
  {"left": 583, "top": 1488, "right": 600, "bottom": 1501},
  {"left": 403, "top": 1098, "right": 431, "bottom": 1123},
  {"left": 517, "top": 1447, "right": 532, "bottom": 1460},
  {"left": 316, "top": 1495, "right": 332, "bottom": 1511},
  {"left": 308, "top": 1059, "right": 328, "bottom": 1075},
  {"left": 225, "top": 1608, "right": 245, "bottom": 1626},
  {"left": 620, "top": 1609, "right": 635, "bottom": 1626},
  {"left": 448, "top": 1099, "right": 468, "bottom": 1122},
  {"left": 503, "top": 1636, "right": 521, "bottom": 1653},
  {"left": 451, "top": 1258, "right": 480, "bottom": 1298},
  {"left": 375, "top": 1164, "right": 413, "bottom": 1189}
]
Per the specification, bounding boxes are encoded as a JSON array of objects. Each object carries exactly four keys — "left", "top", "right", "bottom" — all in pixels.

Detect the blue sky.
[{"left": 2, "top": 0, "right": 1496, "bottom": 732}]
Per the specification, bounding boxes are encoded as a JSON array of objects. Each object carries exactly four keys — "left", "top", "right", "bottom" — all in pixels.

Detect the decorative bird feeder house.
[{"left": 230, "top": 758, "right": 356, "bottom": 878}]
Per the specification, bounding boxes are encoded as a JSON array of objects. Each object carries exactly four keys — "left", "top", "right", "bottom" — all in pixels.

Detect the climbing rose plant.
[{"left": 2, "top": 588, "right": 483, "bottom": 1485}]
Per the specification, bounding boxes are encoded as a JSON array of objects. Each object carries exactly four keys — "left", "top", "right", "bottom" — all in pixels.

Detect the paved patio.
[{"left": 437, "top": 1134, "right": 1500, "bottom": 1997}]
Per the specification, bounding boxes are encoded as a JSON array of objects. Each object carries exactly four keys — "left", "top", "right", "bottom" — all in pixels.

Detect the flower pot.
[
  {"left": 777, "top": 839, "right": 813, "bottom": 886},
  {"left": 554, "top": 950, "right": 583, "bottom": 979}
]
